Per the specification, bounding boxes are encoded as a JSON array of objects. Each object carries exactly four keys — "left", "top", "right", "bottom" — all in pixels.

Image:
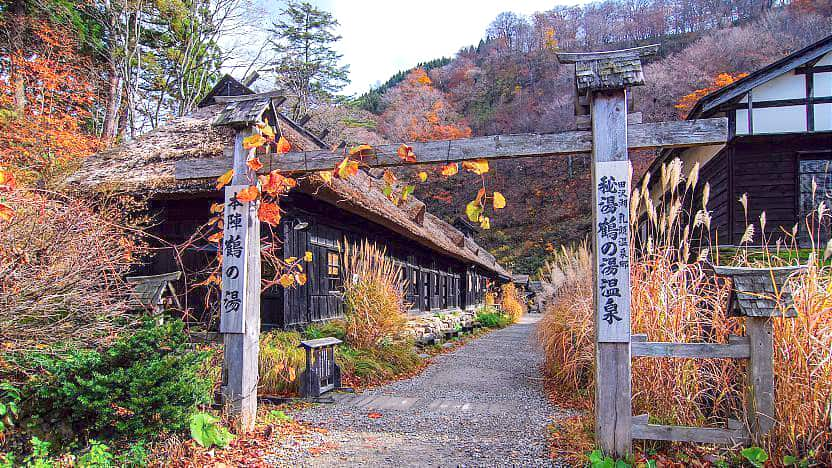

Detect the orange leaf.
[
  {"left": 210, "top": 202, "right": 224, "bottom": 214},
  {"left": 493, "top": 191, "right": 506, "bottom": 209},
  {"left": 336, "top": 157, "right": 359, "bottom": 179},
  {"left": 235, "top": 185, "right": 260, "bottom": 202},
  {"left": 207, "top": 231, "right": 223, "bottom": 243},
  {"left": 440, "top": 163, "right": 458, "bottom": 176},
  {"left": 418, "top": 171, "right": 428, "bottom": 182},
  {"left": 247, "top": 157, "right": 263, "bottom": 172},
  {"left": 216, "top": 169, "right": 234, "bottom": 190},
  {"left": 0, "top": 169, "right": 16, "bottom": 192},
  {"left": 0, "top": 202, "right": 14, "bottom": 222},
  {"left": 276, "top": 136, "right": 292, "bottom": 154},
  {"left": 349, "top": 144, "right": 373, "bottom": 156},
  {"left": 462, "top": 159, "right": 489, "bottom": 175},
  {"left": 259, "top": 171, "right": 297, "bottom": 196},
  {"left": 367, "top": 412, "right": 383, "bottom": 419},
  {"left": 243, "top": 134, "right": 267, "bottom": 150},
  {"left": 279, "top": 274, "right": 295, "bottom": 288},
  {"left": 258, "top": 202, "right": 282, "bottom": 226},
  {"left": 397, "top": 144, "right": 416, "bottom": 163},
  {"left": 383, "top": 169, "right": 397, "bottom": 185},
  {"left": 475, "top": 187, "right": 486, "bottom": 204}
]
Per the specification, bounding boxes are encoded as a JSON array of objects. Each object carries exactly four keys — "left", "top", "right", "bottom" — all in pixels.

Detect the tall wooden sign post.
[{"left": 558, "top": 46, "right": 658, "bottom": 458}]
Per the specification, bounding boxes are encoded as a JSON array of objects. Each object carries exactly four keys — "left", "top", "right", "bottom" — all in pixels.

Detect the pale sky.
[{"left": 245, "top": 0, "right": 592, "bottom": 96}]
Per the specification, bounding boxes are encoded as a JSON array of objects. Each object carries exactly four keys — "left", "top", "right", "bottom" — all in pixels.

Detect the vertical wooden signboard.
[
  {"left": 591, "top": 90, "right": 633, "bottom": 457},
  {"left": 222, "top": 129, "right": 261, "bottom": 432},
  {"left": 220, "top": 185, "right": 252, "bottom": 334}
]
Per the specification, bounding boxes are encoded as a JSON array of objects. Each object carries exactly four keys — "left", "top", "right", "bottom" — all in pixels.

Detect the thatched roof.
[{"left": 70, "top": 98, "right": 509, "bottom": 278}]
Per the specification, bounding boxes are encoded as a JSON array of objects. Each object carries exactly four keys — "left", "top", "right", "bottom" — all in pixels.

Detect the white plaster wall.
[
  {"left": 816, "top": 51, "right": 832, "bottom": 67},
  {"left": 736, "top": 109, "right": 749, "bottom": 135},
  {"left": 753, "top": 105, "right": 807, "bottom": 133},
  {"left": 814, "top": 72, "right": 832, "bottom": 98},
  {"left": 752, "top": 71, "right": 806, "bottom": 101},
  {"left": 815, "top": 103, "right": 832, "bottom": 131}
]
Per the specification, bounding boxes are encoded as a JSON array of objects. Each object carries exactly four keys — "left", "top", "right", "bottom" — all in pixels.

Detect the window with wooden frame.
[{"left": 326, "top": 250, "right": 341, "bottom": 292}]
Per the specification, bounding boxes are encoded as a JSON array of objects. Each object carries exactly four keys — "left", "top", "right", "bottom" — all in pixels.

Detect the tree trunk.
[
  {"left": 12, "top": 75, "right": 25, "bottom": 116},
  {"left": 102, "top": 64, "right": 121, "bottom": 146}
]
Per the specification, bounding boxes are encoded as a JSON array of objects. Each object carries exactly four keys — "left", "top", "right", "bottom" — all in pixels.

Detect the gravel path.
[{"left": 279, "top": 314, "right": 571, "bottom": 467}]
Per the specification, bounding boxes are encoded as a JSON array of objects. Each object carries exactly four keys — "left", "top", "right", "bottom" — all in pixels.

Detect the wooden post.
[
  {"left": 591, "top": 89, "right": 633, "bottom": 458},
  {"left": 745, "top": 317, "right": 775, "bottom": 439},
  {"left": 221, "top": 127, "right": 261, "bottom": 431}
]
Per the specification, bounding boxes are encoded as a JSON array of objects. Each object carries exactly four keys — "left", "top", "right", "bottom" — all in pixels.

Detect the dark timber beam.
[{"left": 175, "top": 117, "right": 727, "bottom": 180}]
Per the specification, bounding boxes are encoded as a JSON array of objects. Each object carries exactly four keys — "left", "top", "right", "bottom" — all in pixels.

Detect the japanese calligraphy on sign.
[
  {"left": 220, "top": 185, "right": 253, "bottom": 333},
  {"left": 594, "top": 161, "right": 631, "bottom": 342}
]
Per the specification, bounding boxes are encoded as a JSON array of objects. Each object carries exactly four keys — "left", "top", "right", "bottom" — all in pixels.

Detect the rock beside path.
[{"left": 276, "top": 315, "right": 573, "bottom": 467}]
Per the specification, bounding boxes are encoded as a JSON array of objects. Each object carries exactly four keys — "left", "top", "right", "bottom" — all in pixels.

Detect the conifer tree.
[{"left": 268, "top": 0, "right": 349, "bottom": 119}]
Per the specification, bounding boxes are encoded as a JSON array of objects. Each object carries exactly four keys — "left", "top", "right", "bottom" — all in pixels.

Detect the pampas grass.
[
  {"left": 537, "top": 157, "right": 832, "bottom": 464},
  {"left": 341, "top": 240, "right": 408, "bottom": 349}
]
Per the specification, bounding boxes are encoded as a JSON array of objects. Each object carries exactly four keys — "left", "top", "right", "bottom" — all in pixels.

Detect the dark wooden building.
[
  {"left": 639, "top": 34, "right": 832, "bottom": 247},
  {"left": 71, "top": 77, "right": 510, "bottom": 330}
]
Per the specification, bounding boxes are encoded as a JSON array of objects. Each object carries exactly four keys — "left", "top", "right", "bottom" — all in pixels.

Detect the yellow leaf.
[
  {"left": 441, "top": 163, "right": 458, "bottom": 177},
  {"left": 418, "top": 171, "right": 428, "bottom": 182},
  {"left": 276, "top": 136, "right": 292, "bottom": 154},
  {"left": 295, "top": 273, "right": 307, "bottom": 286},
  {"left": 480, "top": 216, "right": 491, "bottom": 229},
  {"left": 258, "top": 123, "right": 275, "bottom": 139},
  {"left": 462, "top": 159, "right": 489, "bottom": 175},
  {"left": 466, "top": 200, "right": 482, "bottom": 222},
  {"left": 243, "top": 134, "right": 266, "bottom": 150},
  {"left": 493, "top": 191, "right": 506, "bottom": 209},
  {"left": 279, "top": 274, "right": 295, "bottom": 288},
  {"left": 304, "top": 251, "right": 313, "bottom": 262},
  {"left": 286, "top": 257, "right": 297, "bottom": 263},
  {"left": 216, "top": 169, "right": 234, "bottom": 190},
  {"left": 349, "top": 144, "right": 373, "bottom": 156},
  {"left": 210, "top": 202, "right": 224, "bottom": 214}
]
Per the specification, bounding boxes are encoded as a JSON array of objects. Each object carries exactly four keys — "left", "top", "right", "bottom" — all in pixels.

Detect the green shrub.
[
  {"left": 476, "top": 309, "right": 510, "bottom": 329},
  {"left": 303, "top": 320, "right": 347, "bottom": 341},
  {"left": 19, "top": 318, "right": 212, "bottom": 443}
]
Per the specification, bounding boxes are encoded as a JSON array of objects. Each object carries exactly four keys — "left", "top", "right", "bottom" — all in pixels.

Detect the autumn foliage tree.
[
  {"left": 675, "top": 72, "right": 749, "bottom": 118},
  {"left": 0, "top": 17, "right": 99, "bottom": 183},
  {"left": 379, "top": 69, "right": 472, "bottom": 142}
]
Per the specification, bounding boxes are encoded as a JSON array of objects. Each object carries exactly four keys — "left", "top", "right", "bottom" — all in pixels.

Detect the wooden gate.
[{"left": 176, "top": 45, "right": 730, "bottom": 437}]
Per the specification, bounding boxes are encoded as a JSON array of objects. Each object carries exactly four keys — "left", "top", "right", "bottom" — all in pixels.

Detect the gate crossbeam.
[{"left": 174, "top": 118, "right": 726, "bottom": 180}]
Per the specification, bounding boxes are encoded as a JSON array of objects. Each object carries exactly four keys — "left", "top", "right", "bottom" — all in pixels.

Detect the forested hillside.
[{"left": 353, "top": 0, "right": 832, "bottom": 274}]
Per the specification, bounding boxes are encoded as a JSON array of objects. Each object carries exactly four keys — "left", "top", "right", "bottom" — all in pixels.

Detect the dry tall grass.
[
  {"left": 537, "top": 158, "right": 832, "bottom": 463},
  {"left": 341, "top": 240, "right": 408, "bottom": 349},
  {"left": 500, "top": 283, "right": 526, "bottom": 323}
]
